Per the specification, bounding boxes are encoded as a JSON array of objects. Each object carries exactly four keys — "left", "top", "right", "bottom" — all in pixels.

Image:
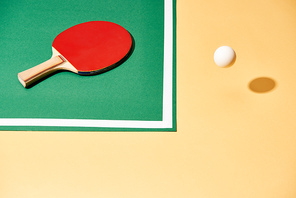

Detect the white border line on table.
[{"left": 0, "top": 0, "right": 174, "bottom": 129}]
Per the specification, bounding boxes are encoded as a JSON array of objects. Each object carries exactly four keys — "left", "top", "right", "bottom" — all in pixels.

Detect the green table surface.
[{"left": 0, "top": 0, "right": 176, "bottom": 131}]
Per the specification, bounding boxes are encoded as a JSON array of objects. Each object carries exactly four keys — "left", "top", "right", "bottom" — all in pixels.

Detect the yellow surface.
[{"left": 1, "top": 0, "right": 296, "bottom": 197}]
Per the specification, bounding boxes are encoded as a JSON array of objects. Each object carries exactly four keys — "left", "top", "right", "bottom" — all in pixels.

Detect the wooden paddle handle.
[{"left": 18, "top": 55, "right": 65, "bottom": 88}]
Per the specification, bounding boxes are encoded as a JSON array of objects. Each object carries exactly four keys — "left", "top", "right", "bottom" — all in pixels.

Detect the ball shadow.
[{"left": 248, "top": 77, "right": 276, "bottom": 93}]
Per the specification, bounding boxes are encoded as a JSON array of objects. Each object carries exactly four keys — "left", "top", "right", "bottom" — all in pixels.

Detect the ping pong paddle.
[{"left": 18, "top": 21, "right": 133, "bottom": 88}]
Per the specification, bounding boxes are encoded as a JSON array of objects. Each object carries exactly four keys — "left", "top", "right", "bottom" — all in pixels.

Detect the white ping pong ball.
[{"left": 214, "top": 46, "right": 236, "bottom": 67}]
